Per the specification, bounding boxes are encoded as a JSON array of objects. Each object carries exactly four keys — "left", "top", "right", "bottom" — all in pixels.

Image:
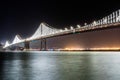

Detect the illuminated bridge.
[{"left": 3, "top": 9, "right": 120, "bottom": 51}]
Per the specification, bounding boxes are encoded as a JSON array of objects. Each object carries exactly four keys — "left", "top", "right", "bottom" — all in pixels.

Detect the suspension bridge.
[{"left": 3, "top": 9, "right": 120, "bottom": 51}]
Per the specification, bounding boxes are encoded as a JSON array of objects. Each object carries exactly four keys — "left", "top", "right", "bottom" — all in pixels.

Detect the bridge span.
[{"left": 3, "top": 9, "right": 120, "bottom": 51}]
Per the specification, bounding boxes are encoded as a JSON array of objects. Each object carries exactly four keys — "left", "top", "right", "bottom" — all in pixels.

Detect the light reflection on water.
[{"left": 0, "top": 51, "right": 120, "bottom": 80}]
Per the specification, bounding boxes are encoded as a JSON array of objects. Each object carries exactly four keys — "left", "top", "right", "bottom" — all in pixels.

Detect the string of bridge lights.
[{"left": 3, "top": 9, "right": 120, "bottom": 48}]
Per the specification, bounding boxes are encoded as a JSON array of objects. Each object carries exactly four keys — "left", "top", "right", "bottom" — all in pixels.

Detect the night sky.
[{"left": 0, "top": 0, "right": 120, "bottom": 43}]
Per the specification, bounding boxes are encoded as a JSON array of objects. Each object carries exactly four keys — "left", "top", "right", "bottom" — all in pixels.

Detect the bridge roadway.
[
  {"left": 7, "top": 22, "right": 120, "bottom": 51},
  {"left": 3, "top": 9, "right": 120, "bottom": 50},
  {"left": 27, "top": 22, "right": 120, "bottom": 41}
]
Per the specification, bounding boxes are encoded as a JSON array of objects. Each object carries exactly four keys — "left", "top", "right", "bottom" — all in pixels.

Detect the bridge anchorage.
[{"left": 3, "top": 9, "right": 120, "bottom": 51}]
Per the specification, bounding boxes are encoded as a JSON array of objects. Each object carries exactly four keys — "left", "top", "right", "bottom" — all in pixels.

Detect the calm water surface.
[{"left": 0, "top": 51, "right": 120, "bottom": 80}]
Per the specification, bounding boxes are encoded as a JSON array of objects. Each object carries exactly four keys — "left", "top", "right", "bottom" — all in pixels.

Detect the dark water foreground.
[{"left": 0, "top": 51, "right": 120, "bottom": 80}]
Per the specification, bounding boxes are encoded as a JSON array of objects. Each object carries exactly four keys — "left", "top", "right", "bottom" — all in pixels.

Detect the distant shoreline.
[{"left": 1, "top": 50, "right": 120, "bottom": 53}]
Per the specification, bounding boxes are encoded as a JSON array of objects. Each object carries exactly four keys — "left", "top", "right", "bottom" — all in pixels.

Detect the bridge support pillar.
[
  {"left": 40, "top": 38, "right": 46, "bottom": 51},
  {"left": 24, "top": 41, "right": 30, "bottom": 51}
]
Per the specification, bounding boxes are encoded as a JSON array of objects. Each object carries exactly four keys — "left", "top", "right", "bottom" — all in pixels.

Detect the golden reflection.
[{"left": 64, "top": 47, "right": 120, "bottom": 51}]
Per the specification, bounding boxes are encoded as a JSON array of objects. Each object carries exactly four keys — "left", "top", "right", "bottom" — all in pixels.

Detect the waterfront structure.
[{"left": 3, "top": 9, "right": 120, "bottom": 51}]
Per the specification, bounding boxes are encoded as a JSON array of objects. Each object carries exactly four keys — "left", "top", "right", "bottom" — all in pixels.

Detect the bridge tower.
[
  {"left": 24, "top": 40, "right": 30, "bottom": 51},
  {"left": 40, "top": 38, "right": 46, "bottom": 51},
  {"left": 29, "top": 22, "right": 59, "bottom": 51}
]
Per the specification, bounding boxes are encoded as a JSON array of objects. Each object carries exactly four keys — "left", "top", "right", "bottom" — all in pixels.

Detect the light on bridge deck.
[
  {"left": 3, "top": 41, "right": 10, "bottom": 48},
  {"left": 64, "top": 28, "right": 68, "bottom": 31},
  {"left": 84, "top": 23, "right": 87, "bottom": 26},
  {"left": 93, "top": 21, "right": 97, "bottom": 26},
  {"left": 77, "top": 25, "right": 81, "bottom": 28},
  {"left": 117, "top": 16, "right": 120, "bottom": 22},
  {"left": 70, "top": 26, "right": 74, "bottom": 30}
]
